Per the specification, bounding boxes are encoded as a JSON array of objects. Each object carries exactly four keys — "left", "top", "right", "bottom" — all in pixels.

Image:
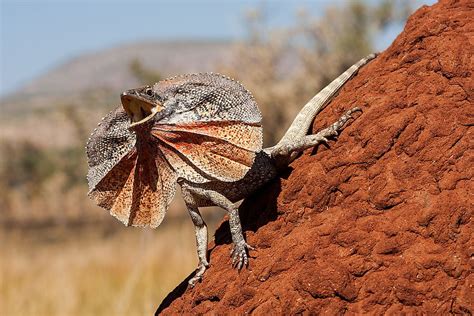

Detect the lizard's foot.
[
  {"left": 230, "top": 241, "right": 254, "bottom": 270},
  {"left": 305, "top": 106, "right": 361, "bottom": 144},
  {"left": 188, "top": 260, "right": 209, "bottom": 287},
  {"left": 322, "top": 106, "right": 361, "bottom": 136}
]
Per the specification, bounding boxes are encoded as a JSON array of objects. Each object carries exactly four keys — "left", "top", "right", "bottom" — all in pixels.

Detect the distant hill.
[
  {"left": 1, "top": 40, "right": 233, "bottom": 112},
  {"left": 0, "top": 40, "right": 234, "bottom": 147}
]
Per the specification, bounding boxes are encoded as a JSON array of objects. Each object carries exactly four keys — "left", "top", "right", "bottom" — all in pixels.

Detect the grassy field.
[{"left": 1, "top": 213, "right": 222, "bottom": 316}]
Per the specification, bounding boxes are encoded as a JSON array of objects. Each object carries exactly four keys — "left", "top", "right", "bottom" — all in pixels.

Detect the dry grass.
[{"left": 1, "top": 215, "right": 222, "bottom": 316}]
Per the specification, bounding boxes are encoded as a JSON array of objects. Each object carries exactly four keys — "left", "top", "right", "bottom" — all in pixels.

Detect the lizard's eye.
[{"left": 145, "top": 88, "right": 154, "bottom": 97}]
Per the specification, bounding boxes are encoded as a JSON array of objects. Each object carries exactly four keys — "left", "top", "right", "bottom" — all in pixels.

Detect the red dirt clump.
[{"left": 157, "top": 0, "right": 473, "bottom": 314}]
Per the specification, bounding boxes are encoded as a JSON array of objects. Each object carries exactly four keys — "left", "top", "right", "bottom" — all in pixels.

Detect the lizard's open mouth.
[{"left": 121, "top": 92, "right": 163, "bottom": 128}]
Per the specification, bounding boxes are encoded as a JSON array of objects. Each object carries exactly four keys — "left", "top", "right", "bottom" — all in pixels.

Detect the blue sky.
[{"left": 1, "top": 0, "right": 435, "bottom": 96}]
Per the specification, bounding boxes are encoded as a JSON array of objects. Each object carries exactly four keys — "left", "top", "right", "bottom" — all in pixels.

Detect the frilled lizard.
[{"left": 86, "top": 53, "right": 376, "bottom": 286}]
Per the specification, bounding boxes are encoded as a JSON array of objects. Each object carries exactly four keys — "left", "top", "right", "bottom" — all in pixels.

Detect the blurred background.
[{"left": 1, "top": 0, "right": 434, "bottom": 315}]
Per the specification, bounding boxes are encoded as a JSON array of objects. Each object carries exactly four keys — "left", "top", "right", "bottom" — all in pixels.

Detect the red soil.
[{"left": 157, "top": 0, "right": 473, "bottom": 314}]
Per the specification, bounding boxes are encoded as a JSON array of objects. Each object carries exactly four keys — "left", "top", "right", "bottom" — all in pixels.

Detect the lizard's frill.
[
  {"left": 87, "top": 117, "right": 262, "bottom": 228},
  {"left": 152, "top": 121, "right": 263, "bottom": 183},
  {"left": 86, "top": 107, "right": 177, "bottom": 228},
  {"left": 86, "top": 106, "right": 136, "bottom": 192},
  {"left": 88, "top": 138, "right": 177, "bottom": 228}
]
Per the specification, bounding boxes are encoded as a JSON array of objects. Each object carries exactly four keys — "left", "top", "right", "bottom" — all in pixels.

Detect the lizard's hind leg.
[
  {"left": 269, "top": 107, "right": 361, "bottom": 168},
  {"left": 265, "top": 53, "right": 377, "bottom": 167},
  {"left": 181, "top": 185, "right": 210, "bottom": 287},
  {"left": 276, "top": 53, "right": 376, "bottom": 148}
]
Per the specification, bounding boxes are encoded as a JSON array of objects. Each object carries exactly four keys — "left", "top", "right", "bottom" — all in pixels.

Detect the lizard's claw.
[
  {"left": 230, "top": 241, "right": 254, "bottom": 270},
  {"left": 188, "top": 260, "right": 209, "bottom": 287}
]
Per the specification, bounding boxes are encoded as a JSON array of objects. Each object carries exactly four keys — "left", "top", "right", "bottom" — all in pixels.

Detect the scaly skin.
[{"left": 86, "top": 53, "right": 377, "bottom": 287}]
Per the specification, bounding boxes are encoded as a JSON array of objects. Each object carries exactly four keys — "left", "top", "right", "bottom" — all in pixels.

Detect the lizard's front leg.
[
  {"left": 181, "top": 185, "right": 209, "bottom": 287},
  {"left": 182, "top": 183, "right": 253, "bottom": 271}
]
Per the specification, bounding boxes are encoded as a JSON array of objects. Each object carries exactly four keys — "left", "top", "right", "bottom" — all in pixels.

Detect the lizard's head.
[{"left": 121, "top": 85, "right": 164, "bottom": 128}]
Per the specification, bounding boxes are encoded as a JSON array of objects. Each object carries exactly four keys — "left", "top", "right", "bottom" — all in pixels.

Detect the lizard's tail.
[{"left": 275, "top": 53, "right": 377, "bottom": 149}]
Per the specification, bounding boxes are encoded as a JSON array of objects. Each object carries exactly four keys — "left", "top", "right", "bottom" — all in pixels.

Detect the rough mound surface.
[{"left": 157, "top": 0, "right": 473, "bottom": 314}]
